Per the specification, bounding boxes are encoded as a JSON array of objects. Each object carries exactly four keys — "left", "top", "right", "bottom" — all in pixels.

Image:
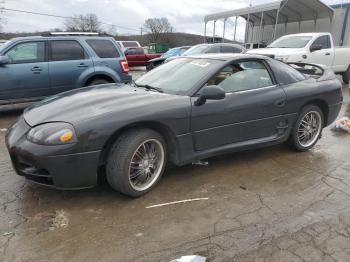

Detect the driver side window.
[
  {"left": 6, "top": 42, "right": 45, "bottom": 64},
  {"left": 311, "top": 36, "right": 331, "bottom": 50},
  {"left": 207, "top": 60, "right": 273, "bottom": 93}
]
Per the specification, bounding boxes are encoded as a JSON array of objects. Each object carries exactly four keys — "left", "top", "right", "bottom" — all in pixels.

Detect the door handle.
[
  {"left": 31, "top": 66, "right": 42, "bottom": 73},
  {"left": 78, "top": 63, "right": 88, "bottom": 68},
  {"left": 325, "top": 52, "right": 331, "bottom": 56},
  {"left": 274, "top": 99, "right": 286, "bottom": 107}
]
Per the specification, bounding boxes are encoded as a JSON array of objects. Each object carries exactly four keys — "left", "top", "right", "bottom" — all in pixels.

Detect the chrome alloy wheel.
[
  {"left": 128, "top": 139, "right": 165, "bottom": 191},
  {"left": 297, "top": 111, "right": 322, "bottom": 148}
]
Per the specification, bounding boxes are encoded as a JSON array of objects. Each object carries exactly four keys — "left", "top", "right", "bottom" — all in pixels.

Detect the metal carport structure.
[{"left": 204, "top": 0, "right": 335, "bottom": 46}]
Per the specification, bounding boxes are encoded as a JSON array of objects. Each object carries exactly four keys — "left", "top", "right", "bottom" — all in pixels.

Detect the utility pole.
[
  {"left": 140, "top": 27, "right": 143, "bottom": 36},
  {"left": 0, "top": 1, "right": 5, "bottom": 32}
]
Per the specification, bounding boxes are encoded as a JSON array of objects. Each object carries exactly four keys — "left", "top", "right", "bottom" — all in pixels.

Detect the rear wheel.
[
  {"left": 88, "top": 78, "right": 111, "bottom": 86},
  {"left": 106, "top": 129, "right": 167, "bottom": 197},
  {"left": 289, "top": 105, "right": 324, "bottom": 151},
  {"left": 343, "top": 66, "right": 350, "bottom": 85}
]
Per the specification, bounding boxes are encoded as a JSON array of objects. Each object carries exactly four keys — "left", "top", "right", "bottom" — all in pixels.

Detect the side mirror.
[
  {"left": 310, "top": 44, "right": 322, "bottom": 52},
  {"left": 194, "top": 85, "right": 226, "bottom": 106},
  {"left": 0, "top": 55, "right": 9, "bottom": 66}
]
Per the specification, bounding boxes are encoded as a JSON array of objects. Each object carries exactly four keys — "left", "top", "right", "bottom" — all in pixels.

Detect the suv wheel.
[
  {"left": 106, "top": 129, "right": 167, "bottom": 197},
  {"left": 88, "top": 78, "right": 111, "bottom": 86},
  {"left": 289, "top": 105, "right": 324, "bottom": 151}
]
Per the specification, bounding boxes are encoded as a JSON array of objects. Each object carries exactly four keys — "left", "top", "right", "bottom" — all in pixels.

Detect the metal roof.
[{"left": 204, "top": 0, "right": 335, "bottom": 25}]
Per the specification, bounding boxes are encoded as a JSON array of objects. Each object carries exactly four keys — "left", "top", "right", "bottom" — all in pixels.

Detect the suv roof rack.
[{"left": 42, "top": 32, "right": 100, "bottom": 36}]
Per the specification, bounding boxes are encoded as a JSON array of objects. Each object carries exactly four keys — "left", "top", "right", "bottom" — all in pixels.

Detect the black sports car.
[{"left": 6, "top": 54, "right": 343, "bottom": 197}]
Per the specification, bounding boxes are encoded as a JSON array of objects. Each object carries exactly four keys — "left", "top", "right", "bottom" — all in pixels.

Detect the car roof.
[
  {"left": 279, "top": 32, "right": 330, "bottom": 38},
  {"left": 180, "top": 53, "right": 270, "bottom": 61},
  {"left": 8, "top": 36, "right": 115, "bottom": 42}
]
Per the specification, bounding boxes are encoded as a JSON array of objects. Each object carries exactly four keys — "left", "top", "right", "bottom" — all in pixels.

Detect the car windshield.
[
  {"left": 182, "top": 45, "right": 209, "bottom": 56},
  {"left": 161, "top": 48, "right": 179, "bottom": 58},
  {"left": 135, "top": 58, "right": 221, "bottom": 94},
  {"left": 268, "top": 36, "right": 313, "bottom": 48},
  {"left": 122, "top": 41, "right": 139, "bottom": 48}
]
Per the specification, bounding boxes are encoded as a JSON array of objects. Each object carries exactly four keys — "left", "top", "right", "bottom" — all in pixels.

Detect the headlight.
[{"left": 27, "top": 122, "right": 77, "bottom": 145}]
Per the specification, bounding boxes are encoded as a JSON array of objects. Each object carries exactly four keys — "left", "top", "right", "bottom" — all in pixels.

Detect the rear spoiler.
[{"left": 287, "top": 62, "right": 335, "bottom": 81}]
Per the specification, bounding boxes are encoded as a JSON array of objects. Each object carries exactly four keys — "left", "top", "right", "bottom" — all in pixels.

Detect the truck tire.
[
  {"left": 106, "top": 129, "right": 167, "bottom": 197},
  {"left": 343, "top": 66, "right": 350, "bottom": 85}
]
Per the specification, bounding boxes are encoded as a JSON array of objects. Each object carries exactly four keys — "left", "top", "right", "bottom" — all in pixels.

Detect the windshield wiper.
[{"left": 134, "top": 83, "right": 164, "bottom": 93}]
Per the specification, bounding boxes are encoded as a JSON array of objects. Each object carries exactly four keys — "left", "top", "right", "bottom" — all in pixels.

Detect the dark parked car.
[
  {"left": 6, "top": 54, "right": 343, "bottom": 197},
  {"left": 146, "top": 46, "right": 191, "bottom": 71},
  {"left": 0, "top": 34, "right": 130, "bottom": 105}
]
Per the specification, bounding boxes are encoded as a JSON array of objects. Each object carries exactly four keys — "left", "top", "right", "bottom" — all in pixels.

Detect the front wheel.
[
  {"left": 289, "top": 105, "right": 324, "bottom": 151},
  {"left": 106, "top": 129, "right": 167, "bottom": 197},
  {"left": 343, "top": 66, "right": 350, "bottom": 85}
]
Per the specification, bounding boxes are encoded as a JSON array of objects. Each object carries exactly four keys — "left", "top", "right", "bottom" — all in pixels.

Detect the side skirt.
[{"left": 175, "top": 132, "right": 290, "bottom": 166}]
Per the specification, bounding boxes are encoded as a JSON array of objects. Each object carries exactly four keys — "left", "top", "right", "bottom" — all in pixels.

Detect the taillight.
[{"left": 120, "top": 60, "right": 129, "bottom": 73}]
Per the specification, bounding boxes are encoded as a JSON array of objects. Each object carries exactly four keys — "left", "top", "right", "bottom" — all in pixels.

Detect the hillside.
[{"left": 0, "top": 31, "right": 241, "bottom": 48}]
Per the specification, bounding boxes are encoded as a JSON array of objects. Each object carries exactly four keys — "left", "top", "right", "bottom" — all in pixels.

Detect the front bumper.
[{"left": 5, "top": 117, "right": 101, "bottom": 189}]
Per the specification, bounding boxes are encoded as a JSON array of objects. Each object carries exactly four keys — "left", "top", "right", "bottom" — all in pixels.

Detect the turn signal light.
[{"left": 60, "top": 131, "right": 73, "bottom": 143}]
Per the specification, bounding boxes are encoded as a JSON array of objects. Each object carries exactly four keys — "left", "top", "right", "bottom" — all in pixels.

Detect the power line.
[{"left": 1, "top": 7, "right": 144, "bottom": 32}]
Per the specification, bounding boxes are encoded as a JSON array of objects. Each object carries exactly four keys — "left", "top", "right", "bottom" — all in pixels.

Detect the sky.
[{"left": 0, "top": 0, "right": 348, "bottom": 41}]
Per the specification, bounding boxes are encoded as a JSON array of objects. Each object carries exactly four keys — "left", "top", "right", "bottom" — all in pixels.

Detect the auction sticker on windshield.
[{"left": 190, "top": 60, "right": 211, "bottom": 68}]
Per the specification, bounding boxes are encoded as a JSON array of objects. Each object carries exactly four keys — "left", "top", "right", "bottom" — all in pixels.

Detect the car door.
[
  {"left": 190, "top": 59, "right": 287, "bottom": 151},
  {"left": 0, "top": 41, "right": 50, "bottom": 102},
  {"left": 48, "top": 40, "right": 93, "bottom": 94},
  {"left": 125, "top": 48, "right": 138, "bottom": 66},
  {"left": 308, "top": 35, "right": 333, "bottom": 66},
  {"left": 134, "top": 48, "right": 146, "bottom": 66}
]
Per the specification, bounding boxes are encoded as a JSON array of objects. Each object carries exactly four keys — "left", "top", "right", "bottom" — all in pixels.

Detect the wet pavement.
[{"left": 0, "top": 72, "right": 350, "bottom": 262}]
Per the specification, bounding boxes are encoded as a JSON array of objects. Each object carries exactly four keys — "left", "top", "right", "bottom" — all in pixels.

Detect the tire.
[
  {"left": 88, "top": 78, "right": 111, "bottom": 86},
  {"left": 106, "top": 129, "right": 167, "bottom": 197},
  {"left": 342, "top": 66, "right": 350, "bottom": 85},
  {"left": 289, "top": 105, "right": 324, "bottom": 151},
  {"left": 146, "top": 63, "right": 154, "bottom": 71}
]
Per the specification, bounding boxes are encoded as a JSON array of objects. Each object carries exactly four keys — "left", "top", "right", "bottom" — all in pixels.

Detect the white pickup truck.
[{"left": 248, "top": 33, "right": 350, "bottom": 84}]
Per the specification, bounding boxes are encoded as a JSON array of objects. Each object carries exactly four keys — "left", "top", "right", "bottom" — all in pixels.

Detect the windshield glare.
[
  {"left": 182, "top": 45, "right": 209, "bottom": 56},
  {"left": 135, "top": 58, "right": 220, "bottom": 94},
  {"left": 268, "top": 36, "right": 313, "bottom": 48}
]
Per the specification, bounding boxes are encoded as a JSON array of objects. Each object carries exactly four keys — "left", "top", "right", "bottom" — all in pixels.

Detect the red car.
[{"left": 125, "top": 47, "right": 161, "bottom": 67}]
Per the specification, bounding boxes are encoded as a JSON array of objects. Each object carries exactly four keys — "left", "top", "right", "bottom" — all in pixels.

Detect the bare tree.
[
  {"left": 64, "top": 13, "right": 101, "bottom": 32},
  {"left": 143, "top": 17, "right": 174, "bottom": 43}
]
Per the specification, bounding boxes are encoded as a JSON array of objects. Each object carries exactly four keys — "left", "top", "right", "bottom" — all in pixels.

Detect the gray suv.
[{"left": 0, "top": 35, "right": 131, "bottom": 105}]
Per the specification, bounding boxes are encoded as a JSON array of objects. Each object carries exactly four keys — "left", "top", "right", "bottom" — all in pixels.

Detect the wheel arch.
[
  {"left": 98, "top": 121, "right": 179, "bottom": 166},
  {"left": 302, "top": 99, "right": 329, "bottom": 126}
]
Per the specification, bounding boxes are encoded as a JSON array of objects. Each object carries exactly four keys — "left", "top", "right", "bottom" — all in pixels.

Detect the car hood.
[
  {"left": 247, "top": 48, "right": 303, "bottom": 56},
  {"left": 148, "top": 57, "right": 166, "bottom": 63},
  {"left": 23, "top": 84, "right": 180, "bottom": 127}
]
